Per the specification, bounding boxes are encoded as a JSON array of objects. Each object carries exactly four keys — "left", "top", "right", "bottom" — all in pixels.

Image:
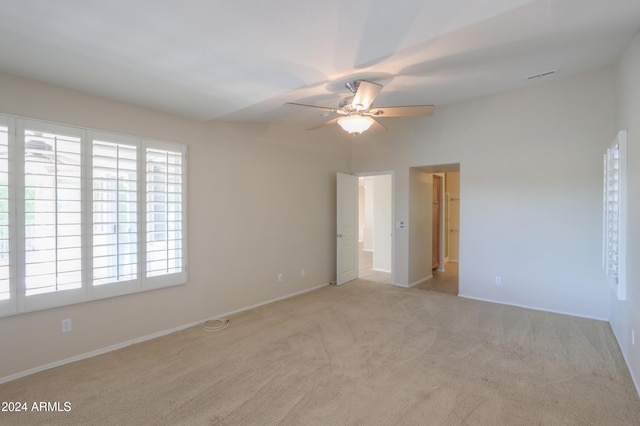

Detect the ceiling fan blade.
[
  {"left": 351, "top": 81, "right": 382, "bottom": 111},
  {"left": 368, "top": 105, "right": 435, "bottom": 117},
  {"left": 307, "top": 117, "right": 340, "bottom": 131},
  {"left": 368, "top": 118, "right": 387, "bottom": 134},
  {"left": 285, "top": 102, "right": 336, "bottom": 113}
]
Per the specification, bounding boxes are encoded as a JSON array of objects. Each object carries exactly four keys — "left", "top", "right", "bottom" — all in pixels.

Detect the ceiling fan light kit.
[
  {"left": 285, "top": 80, "right": 435, "bottom": 136},
  {"left": 337, "top": 115, "right": 374, "bottom": 135}
]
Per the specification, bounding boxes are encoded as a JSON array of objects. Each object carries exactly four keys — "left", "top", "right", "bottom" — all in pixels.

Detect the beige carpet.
[{"left": 1, "top": 279, "right": 639, "bottom": 425}]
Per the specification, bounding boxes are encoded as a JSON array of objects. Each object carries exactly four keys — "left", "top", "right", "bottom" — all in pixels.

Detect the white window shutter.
[
  {"left": 144, "top": 140, "right": 186, "bottom": 288},
  {"left": 0, "top": 121, "right": 13, "bottom": 315},
  {"left": 89, "top": 132, "right": 141, "bottom": 299},
  {"left": 19, "top": 121, "right": 86, "bottom": 312},
  {"left": 0, "top": 114, "right": 187, "bottom": 317},
  {"left": 603, "top": 130, "right": 627, "bottom": 301}
]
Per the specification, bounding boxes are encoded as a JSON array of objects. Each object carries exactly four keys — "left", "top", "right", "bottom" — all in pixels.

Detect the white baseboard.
[
  {"left": 0, "top": 282, "right": 330, "bottom": 385},
  {"left": 408, "top": 275, "right": 433, "bottom": 288},
  {"left": 203, "top": 283, "right": 329, "bottom": 320},
  {"left": 611, "top": 324, "right": 640, "bottom": 398},
  {"left": 372, "top": 268, "right": 392, "bottom": 273},
  {"left": 0, "top": 320, "right": 201, "bottom": 385},
  {"left": 392, "top": 282, "right": 409, "bottom": 288},
  {"left": 457, "top": 293, "right": 608, "bottom": 322}
]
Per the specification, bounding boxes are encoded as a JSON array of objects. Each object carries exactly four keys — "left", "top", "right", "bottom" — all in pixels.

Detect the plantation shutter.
[
  {"left": 0, "top": 123, "right": 11, "bottom": 307},
  {"left": 91, "top": 134, "right": 138, "bottom": 291},
  {"left": 20, "top": 122, "right": 86, "bottom": 311},
  {"left": 145, "top": 141, "right": 186, "bottom": 288},
  {"left": 0, "top": 114, "right": 188, "bottom": 317},
  {"left": 604, "top": 147, "right": 619, "bottom": 277},
  {"left": 603, "top": 130, "right": 627, "bottom": 301}
]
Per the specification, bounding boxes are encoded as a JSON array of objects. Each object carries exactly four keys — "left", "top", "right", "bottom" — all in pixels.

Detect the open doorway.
[
  {"left": 358, "top": 174, "right": 392, "bottom": 284},
  {"left": 411, "top": 165, "right": 460, "bottom": 295},
  {"left": 426, "top": 170, "right": 459, "bottom": 295}
]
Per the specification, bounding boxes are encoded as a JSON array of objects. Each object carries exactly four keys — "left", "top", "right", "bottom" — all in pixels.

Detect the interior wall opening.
[
  {"left": 412, "top": 164, "right": 460, "bottom": 296},
  {"left": 358, "top": 173, "right": 392, "bottom": 284}
]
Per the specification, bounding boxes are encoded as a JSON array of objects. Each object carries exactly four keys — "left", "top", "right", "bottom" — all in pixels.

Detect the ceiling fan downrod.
[{"left": 345, "top": 80, "right": 360, "bottom": 94}]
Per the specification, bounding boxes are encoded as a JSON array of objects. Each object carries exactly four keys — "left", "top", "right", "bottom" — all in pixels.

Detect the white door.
[{"left": 337, "top": 173, "right": 359, "bottom": 285}]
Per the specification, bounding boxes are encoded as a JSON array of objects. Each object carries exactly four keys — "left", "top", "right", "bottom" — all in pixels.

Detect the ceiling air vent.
[{"left": 526, "top": 69, "right": 558, "bottom": 80}]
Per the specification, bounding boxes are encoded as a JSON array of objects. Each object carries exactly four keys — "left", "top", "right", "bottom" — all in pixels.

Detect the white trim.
[
  {"left": 392, "top": 282, "right": 410, "bottom": 288},
  {"left": 0, "top": 116, "right": 17, "bottom": 316},
  {"left": 144, "top": 140, "right": 187, "bottom": 290},
  {"left": 407, "top": 274, "right": 433, "bottom": 288},
  {"left": 355, "top": 170, "right": 395, "bottom": 285},
  {"left": 603, "top": 130, "right": 627, "bottom": 301},
  {"left": 88, "top": 133, "right": 141, "bottom": 299},
  {"left": 0, "top": 282, "right": 329, "bottom": 385},
  {"left": 0, "top": 319, "right": 202, "bottom": 385},
  {"left": 202, "top": 283, "right": 329, "bottom": 321},
  {"left": 434, "top": 172, "right": 446, "bottom": 272},
  {"left": 17, "top": 121, "right": 87, "bottom": 313},
  {"left": 457, "top": 294, "right": 608, "bottom": 322},
  {"left": 616, "top": 130, "right": 627, "bottom": 301},
  {"left": 372, "top": 268, "right": 392, "bottom": 273},
  {"left": 611, "top": 324, "right": 640, "bottom": 398}
]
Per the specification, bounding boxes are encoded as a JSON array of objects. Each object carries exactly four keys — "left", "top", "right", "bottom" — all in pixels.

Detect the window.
[
  {"left": 24, "top": 126, "right": 83, "bottom": 296},
  {"left": 90, "top": 133, "right": 140, "bottom": 301},
  {"left": 0, "top": 123, "right": 10, "bottom": 304},
  {"left": 603, "top": 130, "right": 627, "bottom": 301},
  {"left": 0, "top": 114, "right": 186, "bottom": 317},
  {"left": 146, "top": 145, "right": 184, "bottom": 279}
]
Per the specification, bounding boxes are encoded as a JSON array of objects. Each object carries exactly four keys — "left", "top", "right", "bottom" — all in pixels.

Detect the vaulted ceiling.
[{"left": 1, "top": 0, "right": 639, "bottom": 124}]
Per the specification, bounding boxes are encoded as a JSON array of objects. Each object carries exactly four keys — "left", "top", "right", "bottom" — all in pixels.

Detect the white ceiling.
[{"left": 0, "top": 0, "right": 639, "bottom": 124}]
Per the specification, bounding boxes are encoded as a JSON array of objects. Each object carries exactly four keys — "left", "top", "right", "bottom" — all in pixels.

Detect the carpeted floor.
[{"left": 1, "top": 279, "right": 639, "bottom": 425}]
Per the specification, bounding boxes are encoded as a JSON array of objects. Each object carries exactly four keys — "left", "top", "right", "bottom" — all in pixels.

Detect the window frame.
[
  {"left": 142, "top": 138, "right": 188, "bottom": 291},
  {"left": 603, "top": 129, "right": 627, "bottom": 301},
  {"left": 0, "top": 115, "right": 16, "bottom": 317},
  {"left": 88, "top": 131, "right": 142, "bottom": 300},
  {"left": 17, "top": 119, "right": 87, "bottom": 313},
  {"left": 0, "top": 114, "right": 187, "bottom": 317}
]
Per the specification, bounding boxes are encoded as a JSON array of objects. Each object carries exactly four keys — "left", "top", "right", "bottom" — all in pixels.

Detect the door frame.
[
  {"left": 356, "top": 170, "right": 395, "bottom": 284},
  {"left": 434, "top": 172, "right": 446, "bottom": 272},
  {"left": 410, "top": 163, "right": 460, "bottom": 284},
  {"left": 432, "top": 174, "right": 442, "bottom": 270}
]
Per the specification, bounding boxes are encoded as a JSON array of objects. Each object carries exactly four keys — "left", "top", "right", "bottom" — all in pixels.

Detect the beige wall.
[
  {"left": 0, "top": 73, "right": 351, "bottom": 380},
  {"left": 612, "top": 31, "right": 640, "bottom": 393},
  {"left": 352, "top": 68, "right": 614, "bottom": 319}
]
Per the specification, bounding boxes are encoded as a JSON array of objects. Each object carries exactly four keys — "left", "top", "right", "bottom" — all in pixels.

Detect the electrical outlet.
[
  {"left": 632, "top": 328, "right": 635, "bottom": 346},
  {"left": 61, "top": 318, "right": 72, "bottom": 333},
  {"left": 300, "top": 268, "right": 305, "bottom": 277},
  {"left": 495, "top": 276, "right": 502, "bottom": 285},
  {"left": 277, "top": 273, "right": 283, "bottom": 282}
]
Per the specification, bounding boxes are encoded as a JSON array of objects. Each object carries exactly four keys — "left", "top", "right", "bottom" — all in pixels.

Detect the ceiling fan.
[{"left": 285, "top": 80, "right": 435, "bottom": 135}]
